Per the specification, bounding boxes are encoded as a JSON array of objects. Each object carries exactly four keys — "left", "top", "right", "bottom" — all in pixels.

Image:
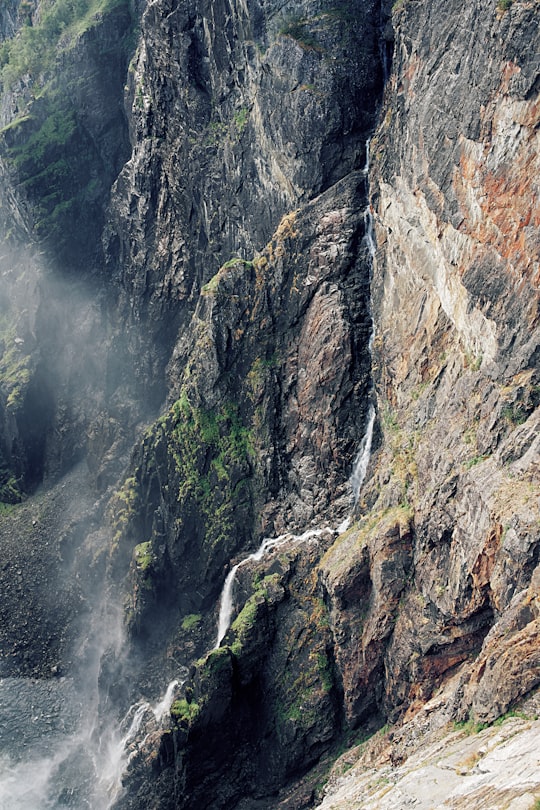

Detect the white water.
[
  {"left": 97, "top": 678, "right": 182, "bottom": 803},
  {"left": 362, "top": 138, "right": 371, "bottom": 174},
  {"left": 351, "top": 404, "right": 376, "bottom": 507},
  {"left": 0, "top": 670, "right": 182, "bottom": 810},
  {"left": 351, "top": 196, "right": 377, "bottom": 503},
  {"left": 363, "top": 205, "right": 376, "bottom": 260},
  {"left": 152, "top": 678, "right": 179, "bottom": 724},
  {"left": 215, "top": 528, "right": 330, "bottom": 647}
]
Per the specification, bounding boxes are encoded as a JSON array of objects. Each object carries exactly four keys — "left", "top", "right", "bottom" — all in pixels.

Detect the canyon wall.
[{"left": 0, "top": 0, "right": 538, "bottom": 808}]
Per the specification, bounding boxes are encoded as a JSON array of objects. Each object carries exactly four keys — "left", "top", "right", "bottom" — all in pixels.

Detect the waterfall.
[
  {"left": 349, "top": 186, "right": 377, "bottom": 506},
  {"left": 216, "top": 563, "right": 242, "bottom": 647},
  {"left": 364, "top": 205, "right": 376, "bottom": 260},
  {"left": 152, "top": 679, "right": 179, "bottom": 724},
  {"left": 215, "top": 529, "right": 328, "bottom": 647},
  {"left": 96, "top": 677, "right": 183, "bottom": 805},
  {"left": 362, "top": 138, "right": 371, "bottom": 174},
  {"left": 351, "top": 404, "right": 376, "bottom": 507},
  {"left": 98, "top": 701, "right": 152, "bottom": 802}
]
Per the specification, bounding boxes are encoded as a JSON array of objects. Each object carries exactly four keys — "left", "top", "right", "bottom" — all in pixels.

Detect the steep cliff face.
[
  {"left": 0, "top": 0, "right": 538, "bottom": 808},
  {"left": 316, "top": 0, "right": 540, "bottom": 805},
  {"left": 366, "top": 0, "right": 539, "bottom": 723},
  {"left": 113, "top": 0, "right": 539, "bottom": 806},
  {"left": 104, "top": 0, "right": 384, "bottom": 401}
]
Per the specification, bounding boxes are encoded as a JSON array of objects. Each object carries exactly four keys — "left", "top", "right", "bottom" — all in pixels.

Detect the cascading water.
[
  {"left": 215, "top": 529, "right": 330, "bottom": 647},
  {"left": 350, "top": 155, "right": 377, "bottom": 506},
  {"left": 214, "top": 184, "right": 379, "bottom": 644},
  {"left": 350, "top": 403, "right": 376, "bottom": 507},
  {"left": 96, "top": 678, "right": 182, "bottom": 805},
  {"left": 361, "top": 138, "right": 371, "bottom": 175},
  {"left": 0, "top": 666, "right": 183, "bottom": 810}
]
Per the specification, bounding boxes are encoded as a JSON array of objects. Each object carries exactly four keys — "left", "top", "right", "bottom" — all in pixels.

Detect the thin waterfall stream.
[
  {"left": 351, "top": 404, "right": 376, "bottom": 507},
  {"left": 215, "top": 529, "right": 331, "bottom": 647},
  {"left": 214, "top": 181, "right": 378, "bottom": 648}
]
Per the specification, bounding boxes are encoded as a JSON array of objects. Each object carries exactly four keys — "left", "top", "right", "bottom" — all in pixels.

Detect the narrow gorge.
[{"left": 0, "top": 0, "right": 538, "bottom": 808}]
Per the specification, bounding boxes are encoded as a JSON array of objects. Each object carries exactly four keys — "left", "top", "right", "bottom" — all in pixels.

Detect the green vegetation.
[
  {"left": 0, "top": 0, "right": 135, "bottom": 260},
  {"left": 501, "top": 402, "right": 528, "bottom": 426},
  {"left": 381, "top": 403, "right": 399, "bottom": 433},
  {"left": 1, "top": 92, "right": 104, "bottom": 253},
  {"left": 109, "top": 475, "right": 139, "bottom": 547},
  {"left": 201, "top": 259, "right": 253, "bottom": 295},
  {"left": 454, "top": 707, "right": 531, "bottom": 736},
  {"left": 0, "top": 0, "right": 128, "bottom": 88},
  {"left": 247, "top": 353, "right": 279, "bottom": 400},
  {"left": 181, "top": 613, "right": 202, "bottom": 632},
  {"left": 464, "top": 454, "right": 490, "bottom": 469},
  {"left": 230, "top": 594, "right": 260, "bottom": 656},
  {"left": 165, "top": 394, "right": 254, "bottom": 551},
  {"left": 492, "top": 708, "right": 530, "bottom": 726},
  {"left": 497, "top": 0, "right": 513, "bottom": 10},
  {"left": 229, "top": 573, "right": 281, "bottom": 656},
  {"left": 134, "top": 541, "right": 153, "bottom": 571},
  {"left": 0, "top": 474, "right": 22, "bottom": 505},
  {"left": 8, "top": 108, "right": 76, "bottom": 169},
  {"left": 320, "top": 5, "right": 355, "bottom": 23},
  {"left": 170, "top": 698, "right": 200, "bottom": 726},
  {"left": 278, "top": 14, "right": 322, "bottom": 52},
  {"left": 0, "top": 315, "right": 33, "bottom": 413},
  {"left": 233, "top": 107, "right": 249, "bottom": 133},
  {"left": 454, "top": 717, "right": 490, "bottom": 735},
  {"left": 0, "top": 502, "right": 16, "bottom": 515},
  {"left": 316, "top": 651, "right": 334, "bottom": 693}
]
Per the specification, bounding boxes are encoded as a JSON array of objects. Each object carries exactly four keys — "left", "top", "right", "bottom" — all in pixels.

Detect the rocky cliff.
[{"left": 0, "top": 0, "right": 538, "bottom": 808}]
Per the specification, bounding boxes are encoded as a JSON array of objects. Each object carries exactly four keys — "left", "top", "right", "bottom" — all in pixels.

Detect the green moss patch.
[
  {"left": 134, "top": 541, "right": 153, "bottom": 571},
  {"left": 0, "top": 0, "right": 129, "bottom": 88},
  {"left": 171, "top": 698, "right": 201, "bottom": 726},
  {"left": 164, "top": 394, "right": 255, "bottom": 552}
]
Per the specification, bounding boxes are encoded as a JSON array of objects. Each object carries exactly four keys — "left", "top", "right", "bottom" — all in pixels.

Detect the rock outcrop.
[{"left": 0, "top": 0, "right": 538, "bottom": 808}]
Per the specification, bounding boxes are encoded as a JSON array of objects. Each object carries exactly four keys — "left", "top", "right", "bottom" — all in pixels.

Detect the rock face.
[
  {"left": 0, "top": 0, "right": 538, "bottom": 809},
  {"left": 365, "top": 0, "right": 540, "bottom": 726}
]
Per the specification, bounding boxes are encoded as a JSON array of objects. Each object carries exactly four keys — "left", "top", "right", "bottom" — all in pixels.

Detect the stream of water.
[{"left": 0, "top": 671, "right": 180, "bottom": 809}]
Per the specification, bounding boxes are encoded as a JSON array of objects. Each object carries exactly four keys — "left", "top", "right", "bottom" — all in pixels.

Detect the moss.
[
  {"left": 501, "top": 402, "right": 528, "bottom": 426},
  {"left": 321, "top": 505, "right": 413, "bottom": 577},
  {"left": 228, "top": 573, "right": 284, "bottom": 657},
  {"left": 247, "top": 353, "right": 279, "bottom": 400},
  {"left": 109, "top": 475, "right": 139, "bottom": 546},
  {"left": 2, "top": 92, "right": 101, "bottom": 256},
  {"left": 1, "top": 0, "right": 135, "bottom": 262},
  {"left": 464, "top": 454, "right": 490, "bottom": 469},
  {"left": 171, "top": 698, "right": 200, "bottom": 726},
  {"left": 230, "top": 594, "right": 260, "bottom": 657},
  {"left": 204, "top": 645, "right": 232, "bottom": 674},
  {"left": 0, "top": 502, "right": 17, "bottom": 515},
  {"left": 278, "top": 15, "right": 323, "bottom": 52},
  {"left": 201, "top": 258, "right": 253, "bottom": 295},
  {"left": 165, "top": 396, "right": 255, "bottom": 552},
  {"left": 134, "top": 540, "right": 153, "bottom": 571},
  {"left": 316, "top": 651, "right": 334, "bottom": 693},
  {"left": 0, "top": 323, "right": 33, "bottom": 412},
  {"left": 233, "top": 107, "right": 249, "bottom": 133},
  {"left": 181, "top": 613, "right": 202, "bottom": 631},
  {"left": 0, "top": 0, "right": 130, "bottom": 88},
  {"left": 0, "top": 474, "right": 22, "bottom": 504}
]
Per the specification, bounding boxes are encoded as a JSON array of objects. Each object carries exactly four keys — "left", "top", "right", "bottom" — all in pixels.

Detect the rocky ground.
[{"left": 319, "top": 689, "right": 540, "bottom": 810}]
